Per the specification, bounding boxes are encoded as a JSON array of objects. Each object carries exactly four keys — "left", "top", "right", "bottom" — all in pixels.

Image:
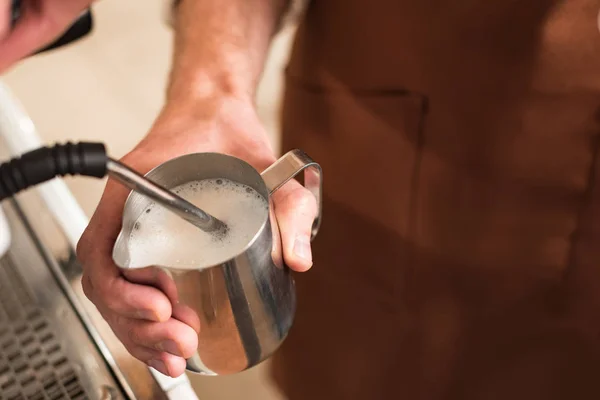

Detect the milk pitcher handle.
[{"left": 261, "top": 149, "right": 323, "bottom": 240}]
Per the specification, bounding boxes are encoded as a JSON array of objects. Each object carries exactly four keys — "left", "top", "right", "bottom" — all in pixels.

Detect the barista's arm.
[
  {"left": 136, "top": 0, "right": 296, "bottom": 173},
  {"left": 77, "top": 0, "right": 316, "bottom": 378},
  {"left": 165, "top": 0, "right": 290, "bottom": 106}
]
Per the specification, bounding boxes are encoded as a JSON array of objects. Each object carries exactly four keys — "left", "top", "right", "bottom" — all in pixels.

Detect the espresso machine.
[{"left": 0, "top": 4, "right": 198, "bottom": 399}]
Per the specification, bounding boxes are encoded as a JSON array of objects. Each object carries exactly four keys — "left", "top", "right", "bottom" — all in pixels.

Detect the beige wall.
[{"left": 2, "top": 1, "right": 294, "bottom": 398}]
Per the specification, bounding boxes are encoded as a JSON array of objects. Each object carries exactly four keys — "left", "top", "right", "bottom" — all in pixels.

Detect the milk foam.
[{"left": 128, "top": 178, "right": 268, "bottom": 269}]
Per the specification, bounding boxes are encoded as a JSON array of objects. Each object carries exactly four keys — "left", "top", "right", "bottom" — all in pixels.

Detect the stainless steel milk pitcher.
[{"left": 112, "top": 150, "right": 322, "bottom": 375}]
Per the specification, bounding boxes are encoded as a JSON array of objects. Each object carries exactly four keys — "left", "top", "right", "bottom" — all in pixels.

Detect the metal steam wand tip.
[{"left": 106, "top": 158, "right": 228, "bottom": 235}]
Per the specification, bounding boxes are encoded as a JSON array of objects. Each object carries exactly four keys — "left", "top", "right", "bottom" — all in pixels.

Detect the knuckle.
[
  {"left": 118, "top": 338, "right": 150, "bottom": 363},
  {"left": 123, "top": 343, "right": 144, "bottom": 362},
  {"left": 112, "top": 313, "right": 129, "bottom": 327},
  {"left": 181, "top": 346, "right": 195, "bottom": 359},
  {"left": 81, "top": 275, "right": 93, "bottom": 300},
  {"left": 286, "top": 187, "right": 317, "bottom": 214},
  {"left": 180, "top": 327, "right": 199, "bottom": 358},
  {"left": 103, "top": 314, "right": 131, "bottom": 343},
  {"left": 275, "top": 183, "right": 308, "bottom": 203},
  {"left": 103, "top": 297, "right": 120, "bottom": 313},
  {"left": 95, "top": 307, "right": 111, "bottom": 323},
  {"left": 126, "top": 325, "right": 143, "bottom": 346},
  {"left": 181, "top": 338, "right": 198, "bottom": 359},
  {"left": 94, "top": 281, "right": 120, "bottom": 312},
  {"left": 299, "top": 189, "right": 318, "bottom": 212},
  {"left": 75, "top": 234, "right": 89, "bottom": 263}
]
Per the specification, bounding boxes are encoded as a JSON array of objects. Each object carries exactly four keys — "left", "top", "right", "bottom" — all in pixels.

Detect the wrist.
[
  {"left": 166, "top": 68, "right": 255, "bottom": 108},
  {"left": 147, "top": 94, "right": 256, "bottom": 140},
  {"left": 138, "top": 94, "right": 273, "bottom": 159},
  {"left": 159, "top": 82, "right": 256, "bottom": 127}
]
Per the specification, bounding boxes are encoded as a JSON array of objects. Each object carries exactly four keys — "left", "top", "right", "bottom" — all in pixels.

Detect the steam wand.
[{"left": 0, "top": 142, "right": 228, "bottom": 235}]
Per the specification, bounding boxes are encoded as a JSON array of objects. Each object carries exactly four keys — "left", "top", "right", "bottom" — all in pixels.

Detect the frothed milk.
[{"left": 128, "top": 178, "right": 268, "bottom": 269}]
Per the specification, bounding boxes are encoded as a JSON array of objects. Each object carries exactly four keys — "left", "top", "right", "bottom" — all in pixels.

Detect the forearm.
[{"left": 166, "top": 0, "right": 290, "bottom": 106}]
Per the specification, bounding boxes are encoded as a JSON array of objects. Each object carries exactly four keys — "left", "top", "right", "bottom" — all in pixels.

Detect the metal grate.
[{"left": 0, "top": 257, "right": 89, "bottom": 400}]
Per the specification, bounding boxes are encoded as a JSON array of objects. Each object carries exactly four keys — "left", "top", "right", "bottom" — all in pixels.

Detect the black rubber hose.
[{"left": 0, "top": 142, "right": 108, "bottom": 201}]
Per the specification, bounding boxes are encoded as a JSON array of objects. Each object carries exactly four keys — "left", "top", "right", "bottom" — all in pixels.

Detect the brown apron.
[{"left": 271, "top": 1, "right": 600, "bottom": 399}]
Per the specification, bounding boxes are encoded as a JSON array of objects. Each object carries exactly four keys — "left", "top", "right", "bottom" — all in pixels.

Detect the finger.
[
  {"left": 79, "top": 178, "right": 173, "bottom": 322},
  {"left": 88, "top": 269, "right": 173, "bottom": 322},
  {"left": 269, "top": 206, "right": 284, "bottom": 269},
  {"left": 77, "top": 179, "right": 132, "bottom": 265},
  {"left": 122, "top": 267, "right": 180, "bottom": 305},
  {"left": 123, "top": 317, "right": 198, "bottom": 358},
  {"left": 124, "top": 344, "right": 187, "bottom": 378},
  {"left": 148, "top": 352, "right": 187, "bottom": 378},
  {"left": 118, "top": 267, "right": 201, "bottom": 333},
  {"left": 171, "top": 302, "right": 201, "bottom": 334},
  {"left": 101, "top": 311, "right": 190, "bottom": 377},
  {"left": 81, "top": 245, "right": 172, "bottom": 321},
  {"left": 271, "top": 180, "right": 318, "bottom": 272},
  {"left": 85, "top": 179, "right": 134, "bottom": 249},
  {"left": 81, "top": 273, "right": 93, "bottom": 301}
]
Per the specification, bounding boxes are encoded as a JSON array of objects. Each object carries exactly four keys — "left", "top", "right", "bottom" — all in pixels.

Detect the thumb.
[{"left": 271, "top": 180, "right": 318, "bottom": 272}]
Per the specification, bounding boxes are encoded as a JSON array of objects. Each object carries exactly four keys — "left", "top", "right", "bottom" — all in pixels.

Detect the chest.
[{"left": 291, "top": 0, "right": 600, "bottom": 93}]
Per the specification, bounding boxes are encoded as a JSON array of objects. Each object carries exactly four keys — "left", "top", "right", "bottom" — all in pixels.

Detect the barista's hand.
[
  {"left": 0, "top": 0, "right": 93, "bottom": 72},
  {"left": 77, "top": 96, "right": 317, "bottom": 377}
]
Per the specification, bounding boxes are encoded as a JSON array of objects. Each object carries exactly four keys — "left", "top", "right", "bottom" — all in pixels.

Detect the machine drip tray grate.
[{"left": 0, "top": 257, "right": 89, "bottom": 400}]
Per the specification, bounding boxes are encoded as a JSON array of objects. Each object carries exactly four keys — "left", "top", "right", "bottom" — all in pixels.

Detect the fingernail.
[
  {"left": 136, "top": 309, "right": 157, "bottom": 321},
  {"left": 148, "top": 359, "right": 168, "bottom": 375},
  {"left": 158, "top": 340, "right": 181, "bottom": 356},
  {"left": 293, "top": 236, "right": 312, "bottom": 263}
]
